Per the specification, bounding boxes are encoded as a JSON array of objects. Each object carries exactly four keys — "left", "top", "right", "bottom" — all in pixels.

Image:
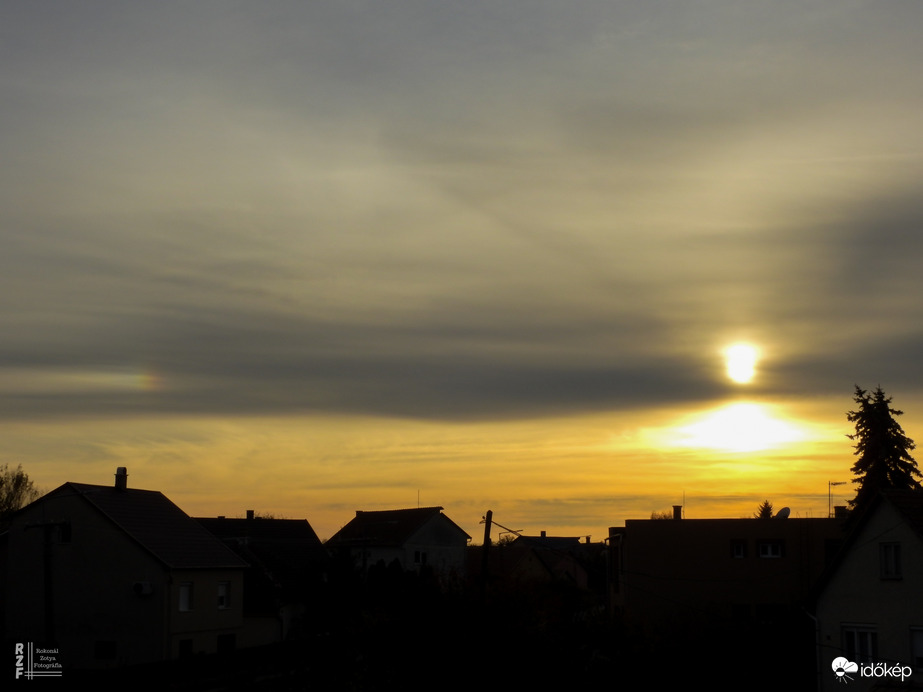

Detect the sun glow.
[
  {"left": 667, "top": 402, "right": 806, "bottom": 453},
  {"left": 724, "top": 343, "right": 759, "bottom": 384}
]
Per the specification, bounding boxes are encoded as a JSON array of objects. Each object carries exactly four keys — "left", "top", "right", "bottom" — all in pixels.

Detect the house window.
[
  {"left": 911, "top": 628, "right": 923, "bottom": 672},
  {"left": 414, "top": 550, "right": 427, "bottom": 565},
  {"left": 730, "top": 540, "right": 747, "bottom": 558},
  {"left": 843, "top": 625, "right": 877, "bottom": 664},
  {"left": 880, "top": 542, "right": 902, "bottom": 579},
  {"left": 217, "top": 581, "right": 230, "bottom": 609},
  {"left": 56, "top": 522, "right": 72, "bottom": 544},
  {"left": 179, "top": 582, "right": 193, "bottom": 612},
  {"left": 758, "top": 541, "right": 784, "bottom": 558}
]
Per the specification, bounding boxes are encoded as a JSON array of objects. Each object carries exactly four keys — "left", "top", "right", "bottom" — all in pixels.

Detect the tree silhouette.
[
  {"left": 754, "top": 500, "right": 773, "bottom": 519},
  {"left": 847, "top": 386, "right": 922, "bottom": 510},
  {"left": 0, "top": 463, "right": 42, "bottom": 520}
]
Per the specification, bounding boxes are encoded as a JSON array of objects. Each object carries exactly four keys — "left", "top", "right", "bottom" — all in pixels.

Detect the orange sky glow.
[{"left": 4, "top": 3, "right": 923, "bottom": 543}]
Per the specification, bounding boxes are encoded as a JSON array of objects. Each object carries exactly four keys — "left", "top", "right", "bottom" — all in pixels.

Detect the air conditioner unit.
[{"left": 133, "top": 581, "right": 153, "bottom": 596}]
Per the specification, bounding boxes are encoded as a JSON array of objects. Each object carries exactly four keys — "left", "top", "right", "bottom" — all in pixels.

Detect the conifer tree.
[
  {"left": 754, "top": 499, "right": 773, "bottom": 519},
  {"left": 847, "top": 386, "right": 922, "bottom": 510}
]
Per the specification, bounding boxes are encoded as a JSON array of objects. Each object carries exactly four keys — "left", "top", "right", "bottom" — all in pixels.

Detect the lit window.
[
  {"left": 880, "top": 542, "right": 902, "bottom": 579},
  {"left": 179, "top": 582, "right": 193, "bottom": 612}
]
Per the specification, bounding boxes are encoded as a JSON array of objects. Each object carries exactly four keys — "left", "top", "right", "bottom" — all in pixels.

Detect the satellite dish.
[{"left": 774, "top": 507, "right": 791, "bottom": 519}]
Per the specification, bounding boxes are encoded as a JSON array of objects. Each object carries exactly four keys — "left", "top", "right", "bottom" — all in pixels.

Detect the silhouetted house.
[
  {"left": 504, "top": 534, "right": 590, "bottom": 588},
  {"left": 326, "top": 507, "right": 470, "bottom": 583},
  {"left": 196, "top": 511, "right": 330, "bottom": 642},
  {"left": 610, "top": 512, "right": 844, "bottom": 634},
  {"left": 1, "top": 468, "right": 250, "bottom": 669},
  {"left": 814, "top": 490, "right": 923, "bottom": 691}
]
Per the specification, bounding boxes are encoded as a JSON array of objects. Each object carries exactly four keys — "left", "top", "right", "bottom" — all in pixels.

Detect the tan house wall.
[{"left": 167, "top": 568, "right": 245, "bottom": 659}]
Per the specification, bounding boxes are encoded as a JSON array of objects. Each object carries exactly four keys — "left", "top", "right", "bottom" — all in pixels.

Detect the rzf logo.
[{"left": 15, "top": 643, "right": 24, "bottom": 679}]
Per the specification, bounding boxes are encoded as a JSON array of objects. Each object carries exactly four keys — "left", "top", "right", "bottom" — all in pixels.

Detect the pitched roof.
[
  {"left": 196, "top": 517, "right": 329, "bottom": 574},
  {"left": 196, "top": 516, "right": 324, "bottom": 545},
  {"left": 51, "top": 483, "right": 248, "bottom": 570},
  {"left": 327, "top": 507, "right": 470, "bottom": 547}
]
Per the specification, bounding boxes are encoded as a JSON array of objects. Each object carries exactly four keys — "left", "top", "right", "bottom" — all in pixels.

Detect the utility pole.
[{"left": 480, "top": 510, "right": 492, "bottom": 590}]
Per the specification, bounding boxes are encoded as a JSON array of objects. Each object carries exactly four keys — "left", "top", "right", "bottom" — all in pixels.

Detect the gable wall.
[
  {"left": 4, "top": 490, "right": 169, "bottom": 668},
  {"left": 816, "top": 503, "right": 923, "bottom": 690}
]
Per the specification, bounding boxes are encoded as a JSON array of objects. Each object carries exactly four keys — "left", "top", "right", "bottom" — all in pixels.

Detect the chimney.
[
  {"left": 673, "top": 505, "right": 682, "bottom": 520},
  {"left": 540, "top": 530, "right": 546, "bottom": 538},
  {"left": 246, "top": 509, "right": 254, "bottom": 520},
  {"left": 115, "top": 467, "right": 128, "bottom": 491},
  {"left": 834, "top": 505, "right": 849, "bottom": 520}
]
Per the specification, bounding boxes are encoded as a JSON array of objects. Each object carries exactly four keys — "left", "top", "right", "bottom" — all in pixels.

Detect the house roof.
[
  {"left": 196, "top": 516, "right": 324, "bottom": 544},
  {"left": 326, "top": 506, "right": 470, "bottom": 547},
  {"left": 46, "top": 482, "right": 248, "bottom": 570},
  {"left": 196, "top": 517, "right": 329, "bottom": 573},
  {"left": 196, "top": 517, "right": 329, "bottom": 611}
]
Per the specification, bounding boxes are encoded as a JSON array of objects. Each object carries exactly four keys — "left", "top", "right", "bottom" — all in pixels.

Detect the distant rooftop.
[{"left": 327, "top": 506, "right": 470, "bottom": 546}]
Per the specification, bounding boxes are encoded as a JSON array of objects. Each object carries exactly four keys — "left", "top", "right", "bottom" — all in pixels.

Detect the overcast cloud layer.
[{"left": 3, "top": 1, "right": 923, "bottom": 422}]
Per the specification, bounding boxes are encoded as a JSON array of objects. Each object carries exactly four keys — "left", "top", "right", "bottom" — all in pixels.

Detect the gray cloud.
[{"left": 3, "top": 1, "right": 923, "bottom": 422}]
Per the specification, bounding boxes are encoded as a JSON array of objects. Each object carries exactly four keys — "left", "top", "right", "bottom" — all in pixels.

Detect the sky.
[{"left": 3, "top": 1, "right": 923, "bottom": 541}]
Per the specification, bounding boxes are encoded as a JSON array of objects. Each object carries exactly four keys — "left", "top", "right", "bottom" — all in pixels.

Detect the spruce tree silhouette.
[{"left": 847, "top": 386, "right": 922, "bottom": 510}]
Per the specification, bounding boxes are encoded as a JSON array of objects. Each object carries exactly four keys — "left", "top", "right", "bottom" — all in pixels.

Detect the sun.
[{"left": 724, "top": 343, "right": 759, "bottom": 384}]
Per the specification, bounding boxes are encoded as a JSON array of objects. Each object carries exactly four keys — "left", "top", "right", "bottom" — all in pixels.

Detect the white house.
[
  {"left": 326, "top": 507, "right": 470, "bottom": 582},
  {"left": 814, "top": 490, "right": 923, "bottom": 691}
]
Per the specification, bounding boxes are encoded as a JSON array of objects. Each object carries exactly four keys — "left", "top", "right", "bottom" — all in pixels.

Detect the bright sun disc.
[{"left": 725, "top": 343, "right": 759, "bottom": 384}]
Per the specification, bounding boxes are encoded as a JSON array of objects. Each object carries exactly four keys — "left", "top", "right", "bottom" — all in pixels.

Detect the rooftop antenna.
[{"left": 828, "top": 480, "right": 847, "bottom": 518}]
